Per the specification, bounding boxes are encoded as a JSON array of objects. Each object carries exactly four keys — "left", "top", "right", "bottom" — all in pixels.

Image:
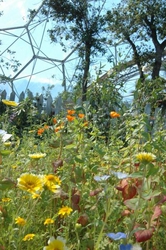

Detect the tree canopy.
[
  {"left": 42, "top": 0, "right": 107, "bottom": 101},
  {"left": 106, "top": 0, "right": 166, "bottom": 80}
]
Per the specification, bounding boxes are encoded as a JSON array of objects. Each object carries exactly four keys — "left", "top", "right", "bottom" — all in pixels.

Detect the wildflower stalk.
[
  {"left": 94, "top": 197, "right": 112, "bottom": 249},
  {"left": 58, "top": 132, "right": 63, "bottom": 159},
  {"left": 75, "top": 230, "right": 80, "bottom": 250}
]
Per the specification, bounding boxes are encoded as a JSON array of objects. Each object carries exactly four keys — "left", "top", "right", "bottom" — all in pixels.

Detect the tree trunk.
[
  {"left": 81, "top": 44, "right": 91, "bottom": 102},
  {"left": 152, "top": 49, "right": 162, "bottom": 79},
  {"left": 152, "top": 42, "right": 166, "bottom": 79},
  {"left": 144, "top": 15, "right": 166, "bottom": 79},
  {"left": 126, "top": 36, "right": 144, "bottom": 81}
]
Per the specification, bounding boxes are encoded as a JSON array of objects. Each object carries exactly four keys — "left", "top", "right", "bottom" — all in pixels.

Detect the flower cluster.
[
  {"left": 66, "top": 109, "right": 85, "bottom": 122},
  {"left": 37, "top": 125, "right": 49, "bottom": 136},
  {"left": 17, "top": 173, "right": 61, "bottom": 196}
]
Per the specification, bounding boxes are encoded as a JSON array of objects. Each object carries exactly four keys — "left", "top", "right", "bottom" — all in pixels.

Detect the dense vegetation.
[{"left": 0, "top": 0, "right": 166, "bottom": 249}]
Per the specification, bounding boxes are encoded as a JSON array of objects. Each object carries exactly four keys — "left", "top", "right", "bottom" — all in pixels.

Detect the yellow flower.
[
  {"left": 2, "top": 99, "right": 18, "bottom": 107},
  {"left": 83, "top": 121, "right": 88, "bottom": 127},
  {"left": 44, "top": 174, "right": 61, "bottom": 193},
  {"left": 44, "top": 218, "right": 54, "bottom": 225},
  {"left": 4, "top": 142, "right": 11, "bottom": 147},
  {"left": 136, "top": 152, "right": 156, "bottom": 163},
  {"left": 29, "top": 153, "right": 46, "bottom": 159},
  {"left": 17, "top": 173, "right": 44, "bottom": 194},
  {"left": 2, "top": 197, "right": 11, "bottom": 202},
  {"left": 43, "top": 236, "right": 68, "bottom": 250},
  {"left": 54, "top": 125, "right": 64, "bottom": 133},
  {"left": 58, "top": 206, "right": 73, "bottom": 217},
  {"left": 15, "top": 217, "right": 26, "bottom": 226},
  {"left": 12, "top": 165, "right": 18, "bottom": 169},
  {"left": 23, "top": 234, "right": 35, "bottom": 241},
  {"left": 32, "top": 193, "right": 41, "bottom": 199},
  {"left": 45, "top": 174, "right": 61, "bottom": 185},
  {"left": 110, "top": 111, "right": 120, "bottom": 118}
]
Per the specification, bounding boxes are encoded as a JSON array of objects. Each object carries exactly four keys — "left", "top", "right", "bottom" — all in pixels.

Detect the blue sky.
[{"left": 0, "top": 0, "right": 135, "bottom": 101}]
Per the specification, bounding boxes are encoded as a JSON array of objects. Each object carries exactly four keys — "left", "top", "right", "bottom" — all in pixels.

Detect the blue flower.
[
  {"left": 94, "top": 175, "right": 110, "bottom": 182},
  {"left": 111, "top": 171, "right": 129, "bottom": 179},
  {"left": 106, "top": 232, "right": 127, "bottom": 240},
  {"left": 119, "top": 244, "right": 132, "bottom": 250}
]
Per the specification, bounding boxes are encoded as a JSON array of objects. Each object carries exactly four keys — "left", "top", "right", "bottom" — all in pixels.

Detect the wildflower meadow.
[{"left": 0, "top": 97, "right": 166, "bottom": 250}]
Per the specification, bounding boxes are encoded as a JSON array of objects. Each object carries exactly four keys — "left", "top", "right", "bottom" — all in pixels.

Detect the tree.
[
  {"left": 106, "top": 0, "right": 166, "bottom": 81},
  {"left": 42, "top": 0, "right": 107, "bottom": 101},
  {"left": 0, "top": 5, "right": 21, "bottom": 92}
]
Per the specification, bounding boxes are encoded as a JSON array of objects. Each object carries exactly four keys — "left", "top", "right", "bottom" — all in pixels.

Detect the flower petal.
[
  {"left": 119, "top": 244, "right": 132, "bottom": 250},
  {"left": 94, "top": 175, "right": 110, "bottom": 182},
  {"left": 111, "top": 171, "right": 129, "bottom": 179},
  {"left": 106, "top": 232, "right": 127, "bottom": 240}
]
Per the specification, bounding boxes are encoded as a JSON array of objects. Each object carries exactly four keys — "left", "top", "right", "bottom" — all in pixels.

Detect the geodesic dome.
[
  {"left": 0, "top": 0, "right": 138, "bottom": 102},
  {"left": 0, "top": 0, "right": 84, "bottom": 99}
]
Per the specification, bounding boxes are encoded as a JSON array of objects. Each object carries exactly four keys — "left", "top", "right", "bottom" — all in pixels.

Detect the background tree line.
[{"left": 39, "top": 0, "right": 166, "bottom": 106}]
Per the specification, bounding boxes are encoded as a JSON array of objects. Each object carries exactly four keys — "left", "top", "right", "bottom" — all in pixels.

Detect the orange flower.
[
  {"left": 53, "top": 118, "right": 57, "bottom": 124},
  {"left": 66, "top": 115, "right": 75, "bottom": 122},
  {"left": 37, "top": 128, "right": 45, "bottom": 136},
  {"left": 44, "top": 125, "right": 49, "bottom": 130},
  {"left": 67, "top": 110, "right": 75, "bottom": 115},
  {"left": 83, "top": 121, "right": 88, "bottom": 127},
  {"left": 55, "top": 127, "right": 60, "bottom": 133},
  {"left": 110, "top": 111, "right": 120, "bottom": 118},
  {"left": 54, "top": 125, "right": 64, "bottom": 133},
  {"left": 78, "top": 113, "right": 85, "bottom": 119}
]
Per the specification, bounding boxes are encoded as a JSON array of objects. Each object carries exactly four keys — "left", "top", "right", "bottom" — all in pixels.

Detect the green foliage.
[
  {"left": 0, "top": 97, "right": 166, "bottom": 249},
  {"left": 86, "top": 74, "right": 125, "bottom": 143},
  {"left": 0, "top": 98, "right": 41, "bottom": 136},
  {"left": 106, "top": 0, "right": 166, "bottom": 80},
  {"left": 133, "top": 76, "right": 166, "bottom": 110},
  {"left": 41, "top": 0, "right": 108, "bottom": 101}
]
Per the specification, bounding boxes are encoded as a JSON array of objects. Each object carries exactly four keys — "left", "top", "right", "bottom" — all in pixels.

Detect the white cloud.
[
  {"left": 30, "top": 75, "right": 61, "bottom": 85},
  {"left": 17, "top": 1, "right": 27, "bottom": 21}
]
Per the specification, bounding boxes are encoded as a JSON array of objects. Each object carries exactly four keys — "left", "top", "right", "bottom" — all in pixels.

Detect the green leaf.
[
  {"left": 0, "top": 178, "right": 16, "bottom": 190},
  {"left": 129, "top": 172, "right": 144, "bottom": 178},
  {"left": 141, "top": 190, "right": 161, "bottom": 200},
  {"left": 64, "top": 144, "right": 77, "bottom": 149},
  {"left": 0, "top": 150, "right": 11, "bottom": 156},
  {"left": 124, "top": 198, "right": 140, "bottom": 210},
  {"left": 146, "top": 166, "right": 159, "bottom": 177},
  {"left": 74, "top": 156, "right": 84, "bottom": 163}
]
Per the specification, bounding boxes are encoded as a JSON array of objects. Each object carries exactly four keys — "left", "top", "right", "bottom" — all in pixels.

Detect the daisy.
[
  {"left": 23, "top": 234, "right": 35, "bottom": 241},
  {"left": 2, "top": 99, "right": 18, "bottom": 107},
  {"left": 28, "top": 153, "right": 46, "bottom": 160},
  {"left": 15, "top": 217, "right": 26, "bottom": 226},
  {"left": 43, "top": 236, "right": 68, "bottom": 250},
  {"left": 58, "top": 206, "right": 73, "bottom": 217},
  {"left": 17, "top": 173, "right": 44, "bottom": 194},
  {"left": 44, "top": 218, "right": 54, "bottom": 225},
  {"left": 136, "top": 152, "right": 156, "bottom": 163}
]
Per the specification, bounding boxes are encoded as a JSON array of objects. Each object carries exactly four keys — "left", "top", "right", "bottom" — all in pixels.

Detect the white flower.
[{"left": 132, "top": 244, "right": 142, "bottom": 250}]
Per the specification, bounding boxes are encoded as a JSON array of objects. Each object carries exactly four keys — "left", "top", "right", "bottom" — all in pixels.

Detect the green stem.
[
  {"left": 94, "top": 198, "right": 111, "bottom": 249},
  {"left": 58, "top": 133, "right": 63, "bottom": 159}
]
